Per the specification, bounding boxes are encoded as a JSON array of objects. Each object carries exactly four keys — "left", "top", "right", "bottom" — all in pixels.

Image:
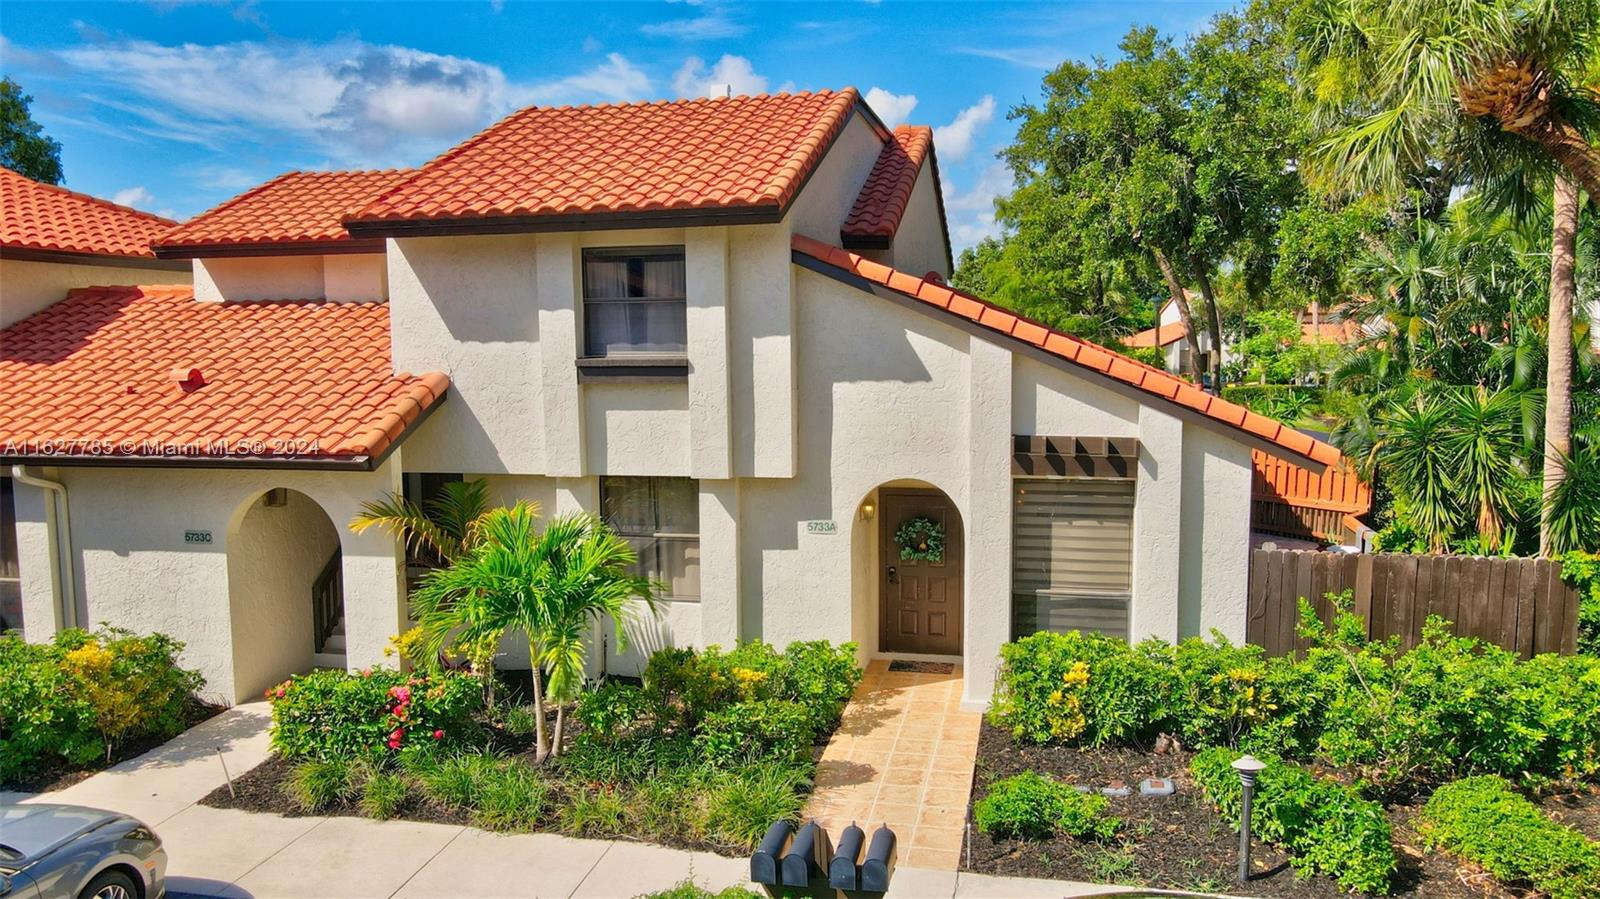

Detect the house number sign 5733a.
[
  {"left": 805, "top": 520, "right": 838, "bottom": 535},
  {"left": 184, "top": 530, "right": 213, "bottom": 544}
]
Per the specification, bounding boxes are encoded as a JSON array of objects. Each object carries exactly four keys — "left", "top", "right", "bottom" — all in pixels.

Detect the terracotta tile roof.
[
  {"left": 1125, "top": 321, "right": 1188, "bottom": 348},
  {"left": 156, "top": 169, "right": 412, "bottom": 252},
  {"left": 346, "top": 91, "right": 860, "bottom": 229},
  {"left": 841, "top": 125, "right": 933, "bottom": 245},
  {"left": 791, "top": 235, "right": 1342, "bottom": 469},
  {"left": 0, "top": 286, "right": 447, "bottom": 465},
  {"left": 1, "top": 167, "right": 178, "bottom": 259}
]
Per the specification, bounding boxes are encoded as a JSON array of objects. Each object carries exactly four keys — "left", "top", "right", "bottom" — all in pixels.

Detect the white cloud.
[
  {"left": 672, "top": 55, "right": 768, "bottom": 99},
  {"left": 111, "top": 186, "right": 155, "bottom": 209},
  {"left": 934, "top": 95, "right": 995, "bottom": 161},
  {"left": 864, "top": 87, "right": 917, "bottom": 128},
  {"left": 641, "top": 5, "right": 747, "bottom": 40},
  {"left": 48, "top": 39, "right": 651, "bottom": 161},
  {"left": 943, "top": 160, "right": 1012, "bottom": 250}
]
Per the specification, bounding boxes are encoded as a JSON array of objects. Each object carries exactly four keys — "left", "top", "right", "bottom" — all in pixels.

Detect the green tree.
[
  {"left": 350, "top": 479, "right": 502, "bottom": 565},
  {"left": 0, "top": 77, "right": 63, "bottom": 184},
  {"left": 1292, "top": 0, "right": 1600, "bottom": 554},
  {"left": 409, "top": 506, "right": 655, "bottom": 762}
]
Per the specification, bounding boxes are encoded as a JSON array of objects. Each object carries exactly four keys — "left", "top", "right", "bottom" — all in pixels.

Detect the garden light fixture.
[{"left": 1232, "top": 754, "right": 1267, "bottom": 883}]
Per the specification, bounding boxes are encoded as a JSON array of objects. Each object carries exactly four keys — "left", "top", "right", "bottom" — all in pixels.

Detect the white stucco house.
[{"left": 0, "top": 90, "right": 1339, "bottom": 708}]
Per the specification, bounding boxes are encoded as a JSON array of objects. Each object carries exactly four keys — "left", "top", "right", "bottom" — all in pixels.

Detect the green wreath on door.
[{"left": 894, "top": 516, "right": 945, "bottom": 563}]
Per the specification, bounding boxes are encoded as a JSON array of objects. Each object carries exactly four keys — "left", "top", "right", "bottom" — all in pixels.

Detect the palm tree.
[
  {"left": 408, "top": 506, "right": 656, "bottom": 762},
  {"left": 1294, "top": 0, "right": 1599, "bottom": 554},
  {"left": 350, "top": 479, "right": 507, "bottom": 565},
  {"left": 1374, "top": 394, "right": 1461, "bottom": 551},
  {"left": 1442, "top": 386, "right": 1524, "bottom": 550},
  {"left": 1543, "top": 174, "right": 1578, "bottom": 553}
]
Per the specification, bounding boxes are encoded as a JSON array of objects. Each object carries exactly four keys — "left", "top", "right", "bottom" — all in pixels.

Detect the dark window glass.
[
  {"left": 600, "top": 476, "right": 700, "bottom": 600},
  {"left": 582, "top": 248, "right": 687, "bottom": 356}
]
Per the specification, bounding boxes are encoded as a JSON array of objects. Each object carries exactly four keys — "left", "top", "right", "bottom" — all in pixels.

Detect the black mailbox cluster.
[{"left": 750, "top": 820, "right": 897, "bottom": 892}]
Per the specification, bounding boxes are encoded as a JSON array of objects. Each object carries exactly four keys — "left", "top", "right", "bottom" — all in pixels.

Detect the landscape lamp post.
[{"left": 1232, "top": 754, "right": 1267, "bottom": 884}]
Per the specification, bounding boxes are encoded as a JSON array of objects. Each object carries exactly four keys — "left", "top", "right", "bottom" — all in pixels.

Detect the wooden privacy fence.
[
  {"left": 1250, "top": 450, "right": 1372, "bottom": 546},
  {"left": 1247, "top": 549, "right": 1579, "bottom": 658}
]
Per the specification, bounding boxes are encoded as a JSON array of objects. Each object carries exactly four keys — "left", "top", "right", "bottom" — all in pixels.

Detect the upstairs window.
[{"left": 582, "top": 247, "right": 687, "bottom": 356}]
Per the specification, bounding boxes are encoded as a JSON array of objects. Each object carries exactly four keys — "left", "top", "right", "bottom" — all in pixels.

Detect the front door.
[{"left": 880, "top": 489, "right": 963, "bottom": 655}]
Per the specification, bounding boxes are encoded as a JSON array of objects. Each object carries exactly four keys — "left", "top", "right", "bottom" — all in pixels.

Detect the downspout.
[{"left": 11, "top": 465, "right": 77, "bottom": 630}]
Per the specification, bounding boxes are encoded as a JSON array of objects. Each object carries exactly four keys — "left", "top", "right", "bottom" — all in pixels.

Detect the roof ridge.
[
  {"left": 158, "top": 170, "right": 304, "bottom": 243},
  {"left": 766, "top": 88, "right": 859, "bottom": 206},
  {"left": 1, "top": 167, "right": 179, "bottom": 227}
]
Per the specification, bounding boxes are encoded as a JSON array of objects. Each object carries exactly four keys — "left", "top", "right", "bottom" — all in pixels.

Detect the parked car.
[{"left": 0, "top": 804, "right": 166, "bottom": 899}]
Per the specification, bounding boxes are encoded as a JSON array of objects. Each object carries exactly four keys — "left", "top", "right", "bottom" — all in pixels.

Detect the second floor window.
[{"left": 582, "top": 247, "right": 687, "bottom": 356}]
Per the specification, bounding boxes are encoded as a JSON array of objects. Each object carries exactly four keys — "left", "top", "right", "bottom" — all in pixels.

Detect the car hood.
[{"left": 0, "top": 804, "right": 121, "bottom": 866}]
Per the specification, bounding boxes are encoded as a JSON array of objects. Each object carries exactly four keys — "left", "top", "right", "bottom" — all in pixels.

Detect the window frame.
[
  {"left": 580, "top": 245, "right": 688, "bottom": 359},
  {"left": 599, "top": 476, "right": 701, "bottom": 602}
]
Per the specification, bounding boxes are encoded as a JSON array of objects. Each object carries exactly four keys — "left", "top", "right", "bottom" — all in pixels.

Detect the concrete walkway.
[{"left": 3, "top": 702, "right": 1126, "bottom": 898}]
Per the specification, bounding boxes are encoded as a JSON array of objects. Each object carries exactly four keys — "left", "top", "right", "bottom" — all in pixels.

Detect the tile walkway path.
[
  {"left": 2, "top": 685, "right": 1129, "bottom": 897},
  {"left": 805, "top": 660, "right": 982, "bottom": 871}
]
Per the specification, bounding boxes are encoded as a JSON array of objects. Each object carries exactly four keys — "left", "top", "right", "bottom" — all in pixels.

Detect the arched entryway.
[
  {"left": 851, "top": 480, "right": 965, "bottom": 658},
  {"left": 225, "top": 488, "right": 342, "bottom": 702}
]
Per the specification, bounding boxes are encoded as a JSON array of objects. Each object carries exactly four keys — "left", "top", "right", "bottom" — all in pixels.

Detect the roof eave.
[
  {"left": 0, "top": 246, "right": 190, "bottom": 271},
  {"left": 342, "top": 202, "right": 788, "bottom": 239},
  {"left": 152, "top": 238, "right": 387, "bottom": 259}
]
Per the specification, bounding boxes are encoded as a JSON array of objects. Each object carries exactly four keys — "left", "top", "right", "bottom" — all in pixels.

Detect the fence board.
[{"left": 1247, "top": 550, "right": 1579, "bottom": 658}]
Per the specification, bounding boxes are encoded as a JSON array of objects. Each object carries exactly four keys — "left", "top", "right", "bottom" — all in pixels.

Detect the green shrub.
[
  {"left": 360, "top": 772, "right": 411, "bottom": 819},
  {"left": 776, "top": 640, "right": 862, "bottom": 731},
  {"left": 1420, "top": 776, "right": 1600, "bottom": 899},
  {"left": 470, "top": 760, "right": 549, "bottom": 832},
  {"left": 1560, "top": 552, "right": 1600, "bottom": 656},
  {"left": 0, "top": 628, "right": 202, "bottom": 782},
  {"left": 268, "top": 667, "right": 482, "bottom": 761},
  {"left": 972, "top": 772, "right": 1119, "bottom": 840},
  {"left": 420, "top": 750, "right": 502, "bottom": 810},
  {"left": 286, "top": 758, "right": 360, "bottom": 812},
  {"left": 639, "top": 881, "right": 763, "bottom": 899},
  {"left": 704, "top": 761, "right": 809, "bottom": 848},
  {"left": 1191, "top": 747, "right": 1395, "bottom": 894},
  {"left": 639, "top": 640, "right": 860, "bottom": 734},
  {"left": 499, "top": 704, "right": 542, "bottom": 737},
  {"left": 694, "top": 700, "right": 813, "bottom": 768},
  {"left": 1169, "top": 635, "right": 1277, "bottom": 749},
  {"left": 559, "top": 784, "right": 627, "bottom": 837},
  {"left": 573, "top": 681, "right": 655, "bottom": 742},
  {"left": 990, "top": 630, "right": 1173, "bottom": 746}
]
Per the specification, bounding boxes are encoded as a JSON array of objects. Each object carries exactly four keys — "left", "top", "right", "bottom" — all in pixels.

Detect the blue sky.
[{"left": 0, "top": 0, "right": 1231, "bottom": 251}]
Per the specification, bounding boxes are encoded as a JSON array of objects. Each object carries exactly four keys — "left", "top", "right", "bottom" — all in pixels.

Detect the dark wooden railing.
[{"left": 312, "top": 549, "right": 343, "bottom": 653}]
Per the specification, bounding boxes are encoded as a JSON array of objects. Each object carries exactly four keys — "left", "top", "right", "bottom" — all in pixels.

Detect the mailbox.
[
  {"left": 828, "top": 822, "right": 865, "bottom": 890},
  {"left": 860, "top": 824, "right": 897, "bottom": 892},
  {"left": 750, "top": 820, "right": 791, "bottom": 885}
]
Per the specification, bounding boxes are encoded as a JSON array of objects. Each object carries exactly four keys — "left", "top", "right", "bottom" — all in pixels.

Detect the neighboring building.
[
  {"left": 1125, "top": 297, "right": 1361, "bottom": 377},
  {"left": 0, "top": 167, "right": 192, "bottom": 631},
  {"left": 0, "top": 90, "right": 1339, "bottom": 708},
  {"left": 0, "top": 167, "right": 191, "bottom": 327}
]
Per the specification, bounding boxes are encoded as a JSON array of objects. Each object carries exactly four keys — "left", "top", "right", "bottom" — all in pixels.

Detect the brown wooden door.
[{"left": 880, "top": 489, "right": 963, "bottom": 655}]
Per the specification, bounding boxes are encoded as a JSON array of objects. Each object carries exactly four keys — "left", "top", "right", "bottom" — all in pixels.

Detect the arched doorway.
[
  {"left": 852, "top": 480, "right": 965, "bottom": 657},
  {"left": 226, "top": 488, "right": 342, "bottom": 702}
]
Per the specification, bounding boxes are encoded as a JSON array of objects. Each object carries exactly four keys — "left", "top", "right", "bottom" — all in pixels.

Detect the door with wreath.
[{"left": 878, "top": 488, "right": 963, "bottom": 655}]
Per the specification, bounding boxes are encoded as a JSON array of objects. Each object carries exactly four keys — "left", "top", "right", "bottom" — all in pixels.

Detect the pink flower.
[
  {"left": 275, "top": 687, "right": 286, "bottom": 699},
  {"left": 432, "top": 729, "right": 444, "bottom": 740},
  {"left": 389, "top": 686, "right": 411, "bottom": 704},
  {"left": 387, "top": 737, "right": 402, "bottom": 750}
]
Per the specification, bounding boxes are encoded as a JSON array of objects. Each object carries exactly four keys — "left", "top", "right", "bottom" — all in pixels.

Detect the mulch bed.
[
  {"left": 3, "top": 699, "right": 226, "bottom": 793},
  {"left": 961, "top": 720, "right": 1538, "bottom": 898}
]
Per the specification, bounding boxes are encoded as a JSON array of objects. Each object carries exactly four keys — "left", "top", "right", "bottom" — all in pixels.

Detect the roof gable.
[
  {"left": 841, "top": 125, "right": 933, "bottom": 247},
  {"left": 1, "top": 168, "right": 179, "bottom": 261},
  {"left": 791, "top": 234, "right": 1340, "bottom": 470},
  {"left": 344, "top": 91, "right": 861, "bottom": 236}
]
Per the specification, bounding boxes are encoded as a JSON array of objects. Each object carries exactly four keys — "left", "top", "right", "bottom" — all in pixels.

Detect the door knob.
[{"left": 886, "top": 565, "right": 898, "bottom": 584}]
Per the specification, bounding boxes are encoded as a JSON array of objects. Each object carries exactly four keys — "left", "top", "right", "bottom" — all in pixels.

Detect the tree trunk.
[
  {"left": 1459, "top": 60, "right": 1600, "bottom": 200},
  {"left": 1151, "top": 247, "right": 1205, "bottom": 383},
  {"left": 1541, "top": 174, "right": 1577, "bottom": 556},
  {"left": 551, "top": 703, "right": 565, "bottom": 760},
  {"left": 1189, "top": 258, "right": 1227, "bottom": 393},
  {"left": 529, "top": 644, "right": 549, "bottom": 763}
]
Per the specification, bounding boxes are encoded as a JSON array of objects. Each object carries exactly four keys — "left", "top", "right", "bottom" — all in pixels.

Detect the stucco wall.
[
  {"left": 194, "top": 254, "right": 384, "bottom": 302},
  {"left": 226, "top": 488, "right": 340, "bottom": 702},
  {"left": 786, "top": 111, "right": 885, "bottom": 246},
  {"left": 0, "top": 257, "right": 191, "bottom": 328},
  {"left": 886, "top": 161, "right": 950, "bottom": 281},
  {"left": 12, "top": 462, "right": 404, "bottom": 703}
]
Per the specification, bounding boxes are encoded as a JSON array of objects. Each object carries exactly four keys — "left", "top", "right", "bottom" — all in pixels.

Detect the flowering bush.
[
  {"left": 0, "top": 628, "right": 202, "bottom": 782},
  {"left": 268, "top": 667, "right": 481, "bottom": 761}
]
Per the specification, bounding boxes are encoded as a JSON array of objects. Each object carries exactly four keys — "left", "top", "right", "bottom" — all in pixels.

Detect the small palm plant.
[
  {"left": 409, "top": 505, "right": 656, "bottom": 763},
  {"left": 350, "top": 478, "right": 508, "bottom": 565}
]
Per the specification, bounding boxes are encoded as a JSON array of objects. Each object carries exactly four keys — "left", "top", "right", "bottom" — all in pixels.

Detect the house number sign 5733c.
[{"left": 184, "top": 530, "right": 213, "bottom": 544}]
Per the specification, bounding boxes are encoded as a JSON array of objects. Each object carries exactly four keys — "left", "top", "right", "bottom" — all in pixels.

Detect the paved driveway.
[{"left": 4, "top": 702, "right": 1121, "bottom": 898}]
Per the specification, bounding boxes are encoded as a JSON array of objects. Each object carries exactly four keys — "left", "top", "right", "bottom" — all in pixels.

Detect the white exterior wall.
[
  {"left": 886, "top": 162, "right": 950, "bottom": 280},
  {"left": 13, "top": 461, "right": 405, "bottom": 703},
  {"left": 0, "top": 257, "right": 191, "bottom": 328},
  {"left": 787, "top": 111, "right": 884, "bottom": 246},
  {"left": 194, "top": 254, "right": 385, "bottom": 302}
]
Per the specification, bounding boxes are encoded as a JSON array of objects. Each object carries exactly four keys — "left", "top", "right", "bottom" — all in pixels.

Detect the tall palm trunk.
[
  {"left": 1189, "top": 258, "right": 1227, "bottom": 392},
  {"left": 1151, "top": 247, "right": 1206, "bottom": 384},
  {"left": 1541, "top": 174, "right": 1577, "bottom": 557},
  {"left": 529, "top": 645, "right": 549, "bottom": 762}
]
